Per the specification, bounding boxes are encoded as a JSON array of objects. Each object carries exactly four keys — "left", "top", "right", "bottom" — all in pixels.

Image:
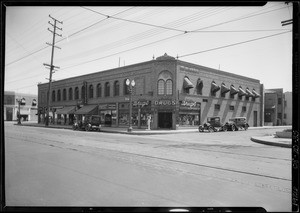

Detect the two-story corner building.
[
  {"left": 4, "top": 91, "right": 38, "bottom": 121},
  {"left": 37, "top": 54, "right": 264, "bottom": 130}
]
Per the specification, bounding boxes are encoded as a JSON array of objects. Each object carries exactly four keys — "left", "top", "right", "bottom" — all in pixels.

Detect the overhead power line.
[
  {"left": 5, "top": 7, "right": 135, "bottom": 67},
  {"left": 81, "top": 6, "right": 189, "bottom": 33},
  {"left": 178, "top": 30, "right": 292, "bottom": 59}
]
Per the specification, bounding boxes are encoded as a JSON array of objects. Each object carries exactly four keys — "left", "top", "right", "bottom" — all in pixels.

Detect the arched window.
[
  {"left": 105, "top": 82, "right": 110, "bottom": 97},
  {"left": 81, "top": 85, "right": 85, "bottom": 100},
  {"left": 69, "top": 88, "right": 73, "bottom": 100},
  {"left": 157, "top": 70, "right": 173, "bottom": 95},
  {"left": 166, "top": 79, "right": 173, "bottom": 95},
  {"left": 89, "top": 85, "right": 94, "bottom": 99},
  {"left": 52, "top": 90, "right": 56, "bottom": 102},
  {"left": 97, "top": 83, "right": 102, "bottom": 97},
  {"left": 158, "top": 79, "right": 165, "bottom": 95},
  {"left": 114, "top": 81, "right": 120, "bottom": 96},
  {"left": 196, "top": 78, "right": 203, "bottom": 95},
  {"left": 124, "top": 79, "right": 130, "bottom": 95},
  {"left": 75, "top": 87, "right": 79, "bottom": 100},
  {"left": 63, "top": 89, "right": 66, "bottom": 101},
  {"left": 57, "top": 90, "right": 61, "bottom": 101}
]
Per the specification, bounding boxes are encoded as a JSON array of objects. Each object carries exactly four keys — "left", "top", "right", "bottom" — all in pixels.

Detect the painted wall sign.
[{"left": 133, "top": 100, "right": 150, "bottom": 107}]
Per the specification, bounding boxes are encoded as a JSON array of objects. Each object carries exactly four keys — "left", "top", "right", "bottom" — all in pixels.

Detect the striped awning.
[
  {"left": 246, "top": 88, "right": 254, "bottom": 97},
  {"left": 230, "top": 85, "right": 239, "bottom": 95},
  {"left": 56, "top": 106, "right": 76, "bottom": 114},
  {"left": 211, "top": 82, "right": 220, "bottom": 93},
  {"left": 183, "top": 77, "right": 194, "bottom": 89},
  {"left": 238, "top": 87, "right": 247, "bottom": 96},
  {"left": 221, "top": 83, "right": 230, "bottom": 94},
  {"left": 252, "top": 90, "right": 261, "bottom": 98}
]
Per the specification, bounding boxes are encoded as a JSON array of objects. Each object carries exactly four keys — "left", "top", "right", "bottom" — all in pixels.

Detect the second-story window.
[
  {"left": 97, "top": 83, "right": 102, "bottom": 97},
  {"left": 57, "top": 90, "right": 61, "bottom": 101},
  {"left": 69, "top": 88, "right": 73, "bottom": 100},
  {"left": 124, "top": 79, "right": 130, "bottom": 95},
  {"left": 114, "top": 81, "right": 120, "bottom": 96},
  {"left": 63, "top": 89, "right": 66, "bottom": 101},
  {"left": 75, "top": 87, "right": 79, "bottom": 100},
  {"left": 52, "top": 90, "right": 56, "bottom": 102},
  {"left": 158, "top": 70, "right": 173, "bottom": 95},
  {"left": 105, "top": 82, "right": 110, "bottom": 97},
  {"left": 89, "top": 85, "right": 94, "bottom": 99}
]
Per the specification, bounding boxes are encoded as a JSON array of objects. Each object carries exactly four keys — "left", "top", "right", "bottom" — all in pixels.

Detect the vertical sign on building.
[{"left": 83, "top": 81, "right": 87, "bottom": 104}]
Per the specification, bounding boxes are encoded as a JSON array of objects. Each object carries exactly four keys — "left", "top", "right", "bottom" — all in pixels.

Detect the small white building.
[{"left": 4, "top": 91, "right": 38, "bottom": 122}]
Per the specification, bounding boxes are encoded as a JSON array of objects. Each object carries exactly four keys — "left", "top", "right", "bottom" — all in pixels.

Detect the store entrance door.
[{"left": 158, "top": 112, "right": 172, "bottom": 129}]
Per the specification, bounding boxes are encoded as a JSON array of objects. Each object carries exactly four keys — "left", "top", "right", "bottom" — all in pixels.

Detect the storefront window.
[{"left": 178, "top": 114, "right": 199, "bottom": 126}]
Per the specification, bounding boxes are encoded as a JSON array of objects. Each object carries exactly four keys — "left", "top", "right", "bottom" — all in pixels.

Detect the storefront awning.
[
  {"left": 246, "top": 88, "right": 254, "bottom": 97},
  {"left": 221, "top": 83, "right": 230, "bottom": 94},
  {"left": 211, "top": 82, "right": 220, "bottom": 93},
  {"left": 238, "top": 87, "right": 247, "bottom": 96},
  {"left": 183, "top": 77, "right": 194, "bottom": 89},
  {"left": 74, "top": 105, "right": 98, "bottom": 115},
  {"left": 252, "top": 90, "right": 261, "bottom": 98},
  {"left": 56, "top": 106, "right": 76, "bottom": 114},
  {"left": 230, "top": 85, "right": 239, "bottom": 95}
]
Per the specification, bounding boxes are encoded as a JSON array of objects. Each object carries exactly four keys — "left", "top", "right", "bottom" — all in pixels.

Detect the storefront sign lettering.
[
  {"left": 180, "top": 101, "right": 196, "bottom": 108},
  {"left": 154, "top": 100, "right": 176, "bottom": 106},
  {"left": 99, "top": 104, "right": 116, "bottom": 109},
  {"left": 133, "top": 100, "right": 150, "bottom": 107}
]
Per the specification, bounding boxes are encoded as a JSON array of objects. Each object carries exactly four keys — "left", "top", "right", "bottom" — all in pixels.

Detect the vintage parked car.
[
  {"left": 227, "top": 117, "right": 249, "bottom": 131},
  {"left": 72, "top": 115, "right": 102, "bottom": 132},
  {"left": 198, "top": 116, "right": 229, "bottom": 133}
]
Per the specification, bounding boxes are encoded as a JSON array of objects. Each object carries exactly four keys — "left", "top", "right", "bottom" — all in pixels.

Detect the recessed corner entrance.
[{"left": 158, "top": 112, "right": 172, "bottom": 129}]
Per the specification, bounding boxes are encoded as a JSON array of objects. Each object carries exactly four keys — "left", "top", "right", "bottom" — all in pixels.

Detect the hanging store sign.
[{"left": 154, "top": 100, "right": 176, "bottom": 106}]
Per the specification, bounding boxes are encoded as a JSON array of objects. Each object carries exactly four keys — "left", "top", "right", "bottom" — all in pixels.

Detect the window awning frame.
[
  {"left": 221, "top": 83, "right": 230, "bottom": 94},
  {"left": 211, "top": 81, "right": 220, "bottom": 93},
  {"left": 238, "top": 87, "right": 247, "bottom": 96},
  {"left": 183, "top": 77, "right": 194, "bottom": 89},
  {"left": 56, "top": 106, "right": 76, "bottom": 114},
  {"left": 230, "top": 85, "right": 239, "bottom": 95}
]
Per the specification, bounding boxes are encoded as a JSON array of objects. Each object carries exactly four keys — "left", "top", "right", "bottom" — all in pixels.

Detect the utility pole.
[{"left": 44, "top": 15, "right": 63, "bottom": 126}]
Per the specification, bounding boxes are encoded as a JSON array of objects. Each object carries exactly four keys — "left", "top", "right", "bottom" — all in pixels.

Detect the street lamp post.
[{"left": 126, "top": 79, "right": 135, "bottom": 132}]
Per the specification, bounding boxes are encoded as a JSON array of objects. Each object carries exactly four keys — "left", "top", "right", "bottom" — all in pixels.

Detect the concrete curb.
[{"left": 250, "top": 136, "right": 291, "bottom": 148}]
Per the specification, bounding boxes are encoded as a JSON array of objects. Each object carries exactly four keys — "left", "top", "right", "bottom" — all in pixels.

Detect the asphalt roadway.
[{"left": 4, "top": 122, "right": 292, "bottom": 212}]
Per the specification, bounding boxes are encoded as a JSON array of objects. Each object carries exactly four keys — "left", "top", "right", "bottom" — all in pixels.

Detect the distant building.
[
  {"left": 37, "top": 54, "right": 264, "bottom": 129},
  {"left": 4, "top": 91, "right": 38, "bottom": 122},
  {"left": 264, "top": 88, "right": 285, "bottom": 126},
  {"left": 283, "top": 91, "right": 292, "bottom": 125}
]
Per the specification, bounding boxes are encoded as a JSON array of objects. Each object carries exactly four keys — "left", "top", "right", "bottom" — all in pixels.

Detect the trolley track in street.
[{"left": 6, "top": 133, "right": 291, "bottom": 182}]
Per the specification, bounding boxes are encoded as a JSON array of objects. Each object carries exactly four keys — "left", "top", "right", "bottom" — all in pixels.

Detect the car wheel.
[
  {"left": 231, "top": 125, "right": 236, "bottom": 131},
  {"left": 208, "top": 126, "right": 214, "bottom": 133},
  {"left": 244, "top": 124, "right": 249, "bottom": 130},
  {"left": 198, "top": 126, "right": 204, "bottom": 132},
  {"left": 223, "top": 126, "right": 228, "bottom": 132},
  {"left": 85, "top": 125, "right": 90, "bottom": 131}
]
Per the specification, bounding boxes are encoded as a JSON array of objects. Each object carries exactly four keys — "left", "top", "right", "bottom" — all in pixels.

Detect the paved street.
[{"left": 4, "top": 122, "right": 291, "bottom": 211}]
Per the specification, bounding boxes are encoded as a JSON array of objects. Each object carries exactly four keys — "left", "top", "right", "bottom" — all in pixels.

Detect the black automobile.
[
  {"left": 198, "top": 116, "right": 229, "bottom": 133},
  {"left": 227, "top": 117, "right": 249, "bottom": 131},
  {"left": 73, "top": 115, "right": 101, "bottom": 131}
]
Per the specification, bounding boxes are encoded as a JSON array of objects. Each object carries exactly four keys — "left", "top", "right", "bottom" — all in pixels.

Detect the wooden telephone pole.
[{"left": 44, "top": 15, "right": 63, "bottom": 126}]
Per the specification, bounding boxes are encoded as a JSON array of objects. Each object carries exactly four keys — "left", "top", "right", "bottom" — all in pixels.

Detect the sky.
[{"left": 4, "top": 2, "right": 293, "bottom": 95}]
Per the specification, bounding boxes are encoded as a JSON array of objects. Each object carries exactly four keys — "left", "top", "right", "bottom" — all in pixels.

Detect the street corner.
[{"left": 250, "top": 136, "right": 292, "bottom": 148}]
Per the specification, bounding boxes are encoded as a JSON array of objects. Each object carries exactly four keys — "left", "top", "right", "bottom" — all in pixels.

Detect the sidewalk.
[
  {"left": 250, "top": 135, "right": 292, "bottom": 148},
  {"left": 10, "top": 121, "right": 292, "bottom": 147}
]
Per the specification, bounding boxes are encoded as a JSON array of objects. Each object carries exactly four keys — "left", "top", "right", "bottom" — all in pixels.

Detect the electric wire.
[{"left": 178, "top": 30, "right": 292, "bottom": 59}]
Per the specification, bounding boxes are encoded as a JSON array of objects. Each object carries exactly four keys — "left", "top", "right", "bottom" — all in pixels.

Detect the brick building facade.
[{"left": 37, "top": 54, "right": 264, "bottom": 129}]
